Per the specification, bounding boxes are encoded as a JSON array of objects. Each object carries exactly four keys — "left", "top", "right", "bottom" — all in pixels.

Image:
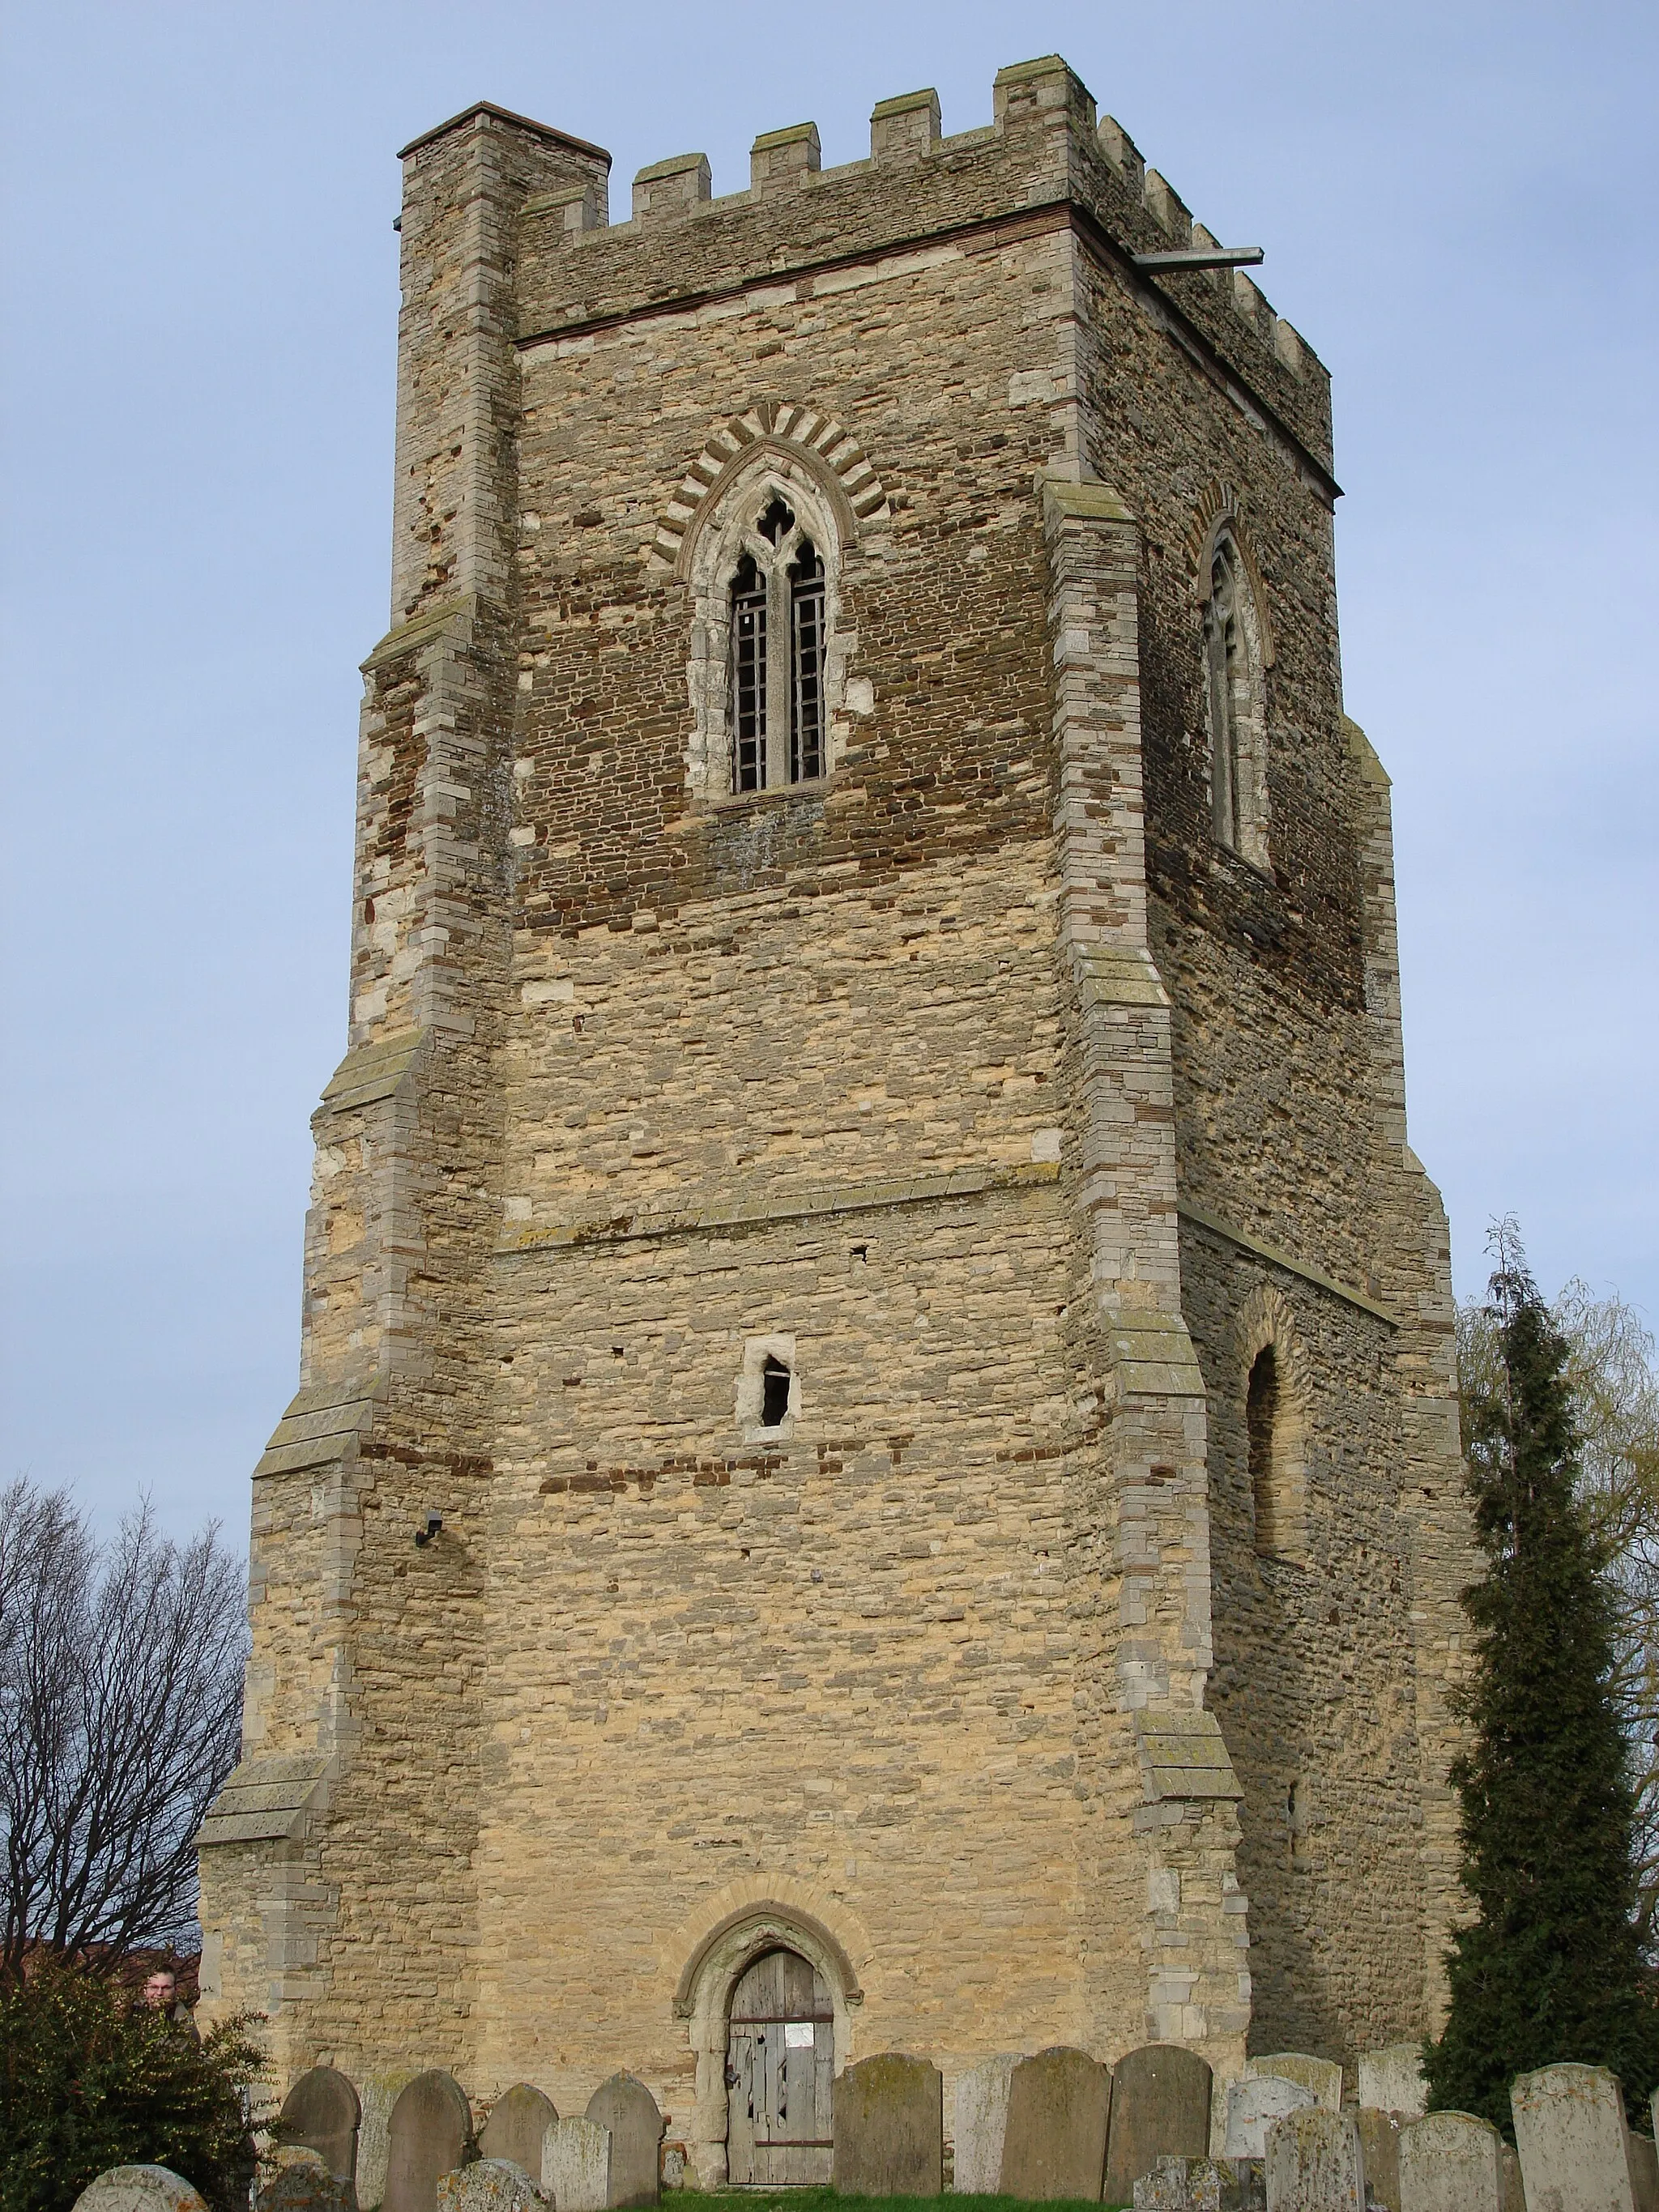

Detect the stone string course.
[{"left": 196, "top": 49, "right": 1473, "bottom": 2187}]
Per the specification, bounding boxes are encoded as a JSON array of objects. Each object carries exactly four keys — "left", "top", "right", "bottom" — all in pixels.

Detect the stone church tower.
[{"left": 198, "top": 55, "right": 1472, "bottom": 2169}]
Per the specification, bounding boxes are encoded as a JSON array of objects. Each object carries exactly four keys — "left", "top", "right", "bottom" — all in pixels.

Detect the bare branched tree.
[
  {"left": 1457, "top": 1264, "right": 1659, "bottom": 1950},
  {"left": 0, "top": 1481, "right": 247, "bottom": 1979}
]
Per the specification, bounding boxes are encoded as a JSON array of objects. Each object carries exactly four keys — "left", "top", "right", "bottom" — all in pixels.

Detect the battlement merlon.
[{"left": 393, "top": 54, "right": 1332, "bottom": 483}]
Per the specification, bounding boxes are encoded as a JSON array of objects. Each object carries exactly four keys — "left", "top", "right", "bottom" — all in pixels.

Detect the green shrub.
[{"left": 0, "top": 1961, "right": 265, "bottom": 2212}]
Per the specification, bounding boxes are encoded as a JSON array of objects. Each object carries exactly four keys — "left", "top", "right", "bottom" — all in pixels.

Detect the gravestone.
[
  {"left": 257, "top": 2151, "right": 355, "bottom": 2212},
  {"left": 1630, "top": 2135, "right": 1659, "bottom": 2212},
  {"left": 1499, "top": 2142, "right": 1525, "bottom": 2212},
  {"left": 997, "top": 2047, "right": 1113, "bottom": 2201},
  {"left": 1106, "top": 2045, "right": 1214, "bottom": 2205},
  {"left": 436, "top": 2163, "right": 548, "bottom": 2212},
  {"left": 1357, "top": 2049, "right": 1427, "bottom": 2121},
  {"left": 1354, "top": 2111, "right": 1401, "bottom": 2212},
  {"left": 585, "top": 2075, "right": 662, "bottom": 2210},
  {"left": 954, "top": 2054, "right": 1018, "bottom": 2193},
  {"left": 385, "top": 2073, "right": 472, "bottom": 2212},
  {"left": 480, "top": 2091, "right": 558, "bottom": 2184},
  {"left": 1263, "top": 2108, "right": 1364, "bottom": 2211},
  {"left": 73, "top": 2171, "right": 210, "bottom": 2212},
  {"left": 659, "top": 2145, "right": 686, "bottom": 2193},
  {"left": 1512, "top": 2063, "right": 1637, "bottom": 2212},
  {"left": 832, "top": 2053, "right": 942, "bottom": 2197},
  {"left": 544, "top": 2119, "right": 609, "bottom": 2212},
  {"left": 1134, "top": 2155, "right": 1267, "bottom": 2210},
  {"left": 280, "top": 2069, "right": 362, "bottom": 2184},
  {"left": 1397, "top": 2112, "right": 1503, "bottom": 2212},
  {"left": 360, "top": 2073, "right": 424, "bottom": 2212},
  {"left": 1224, "top": 2078, "right": 1316, "bottom": 2161},
  {"left": 1247, "top": 2057, "right": 1343, "bottom": 2116}
]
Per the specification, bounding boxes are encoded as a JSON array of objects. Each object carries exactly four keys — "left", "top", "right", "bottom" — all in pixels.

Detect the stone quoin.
[{"left": 195, "top": 52, "right": 1473, "bottom": 2184}]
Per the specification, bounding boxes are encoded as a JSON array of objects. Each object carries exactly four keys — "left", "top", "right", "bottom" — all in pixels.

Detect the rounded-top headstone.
[
  {"left": 280, "top": 2068, "right": 362, "bottom": 2184},
  {"left": 1397, "top": 2111, "right": 1503, "bottom": 2212},
  {"left": 435, "top": 2163, "right": 548, "bottom": 2212},
  {"left": 584, "top": 2075, "right": 662, "bottom": 2210},
  {"left": 1512, "top": 2062, "right": 1636, "bottom": 2212},
  {"left": 997, "top": 2046, "right": 1113, "bottom": 2202},
  {"left": 832, "top": 2052, "right": 943, "bottom": 2198},
  {"left": 480, "top": 2090, "right": 558, "bottom": 2185},
  {"left": 1247, "top": 2052, "right": 1344, "bottom": 2114},
  {"left": 385, "top": 2072, "right": 472, "bottom": 2212},
  {"left": 1223, "top": 2073, "right": 1316, "bottom": 2159},
  {"left": 1103, "top": 2044, "right": 1213, "bottom": 2204},
  {"left": 73, "top": 2170, "right": 210, "bottom": 2212}
]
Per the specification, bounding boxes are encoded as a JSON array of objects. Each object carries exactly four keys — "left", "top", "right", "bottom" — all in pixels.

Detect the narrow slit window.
[
  {"left": 790, "top": 540, "right": 825, "bottom": 784},
  {"left": 1206, "top": 540, "right": 1242, "bottom": 850},
  {"left": 731, "top": 552, "right": 768, "bottom": 792},
  {"left": 1247, "top": 1343, "right": 1280, "bottom": 1555},
  {"left": 760, "top": 1356, "right": 791, "bottom": 1429}
]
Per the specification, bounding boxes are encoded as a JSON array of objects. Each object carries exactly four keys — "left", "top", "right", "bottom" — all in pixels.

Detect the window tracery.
[
  {"left": 726, "top": 495, "right": 827, "bottom": 793},
  {"left": 1201, "top": 526, "right": 1269, "bottom": 868},
  {"left": 684, "top": 455, "right": 848, "bottom": 803}
]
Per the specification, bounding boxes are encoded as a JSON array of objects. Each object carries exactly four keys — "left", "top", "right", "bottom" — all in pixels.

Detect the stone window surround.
[
  {"left": 1201, "top": 522, "right": 1271, "bottom": 872},
  {"left": 1235, "top": 1283, "right": 1309, "bottom": 1563},
  {"left": 684, "top": 450, "right": 856, "bottom": 806},
  {"left": 736, "top": 1332, "right": 800, "bottom": 1440}
]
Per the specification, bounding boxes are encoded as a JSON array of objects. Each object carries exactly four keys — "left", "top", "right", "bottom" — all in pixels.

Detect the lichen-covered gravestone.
[
  {"left": 436, "top": 2162, "right": 548, "bottom": 2212},
  {"left": 832, "top": 2052, "right": 942, "bottom": 2197},
  {"left": 1133, "top": 2154, "right": 1266, "bottom": 2210},
  {"left": 1247, "top": 2057, "right": 1343, "bottom": 2116},
  {"left": 279, "top": 2069, "right": 362, "bottom": 2186},
  {"left": 1354, "top": 2111, "right": 1401, "bottom": 2212},
  {"left": 544, "top": 2119, "right": 609, "bottom": 2212},
  {"left": 480, "top": 2090, "right": 558, "bottom": 2184},
  {"left": 1106, "top": 2044, "right": 1213, "bottom": 2205},
  {"left": 1629, "top": 2134, "right": 1659, "bottom": 2212},
  {"left": 1357, "top": 2048, "right": 1426, "bottom": 2120},
  {"left": 72, "top": 2169, "right": 209, "bottom": 2212},
  {"left": 1397, "top": 2112, "right": 1503, "bottom": 2212},
  {"left": 1512, "top": 2063, "right": 1637, "bottom": 2212},
  {"left": 1223, "top": 2078, "right": 1316, "bottom": 2160},
  {"left": 256, "top": 2150, "right": 355, "bottom": 2212},
  {"left": 585, "top": 2074, "right": 663, "bottom": 2210},
  {"left": 997, "top": 2047, "right": 1112, "bottom": 2201},
  {"left": 1263, "top": 2108, "right": 1364, "bottom": 2211},
  {"left": 359, "top": 2073, "right": 423, "bottom": 2212},
  {"left": 954, "top": 2054, "right": 1018, "bottom": 2193},
  {"left": 384, "top": 2072, "right": 472, "bottom": 2212}
]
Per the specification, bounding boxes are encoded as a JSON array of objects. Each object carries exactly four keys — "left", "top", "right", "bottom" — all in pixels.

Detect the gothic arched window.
[
  {"left": 1202, "top": 531, "right": 1268, "bottom": 867},
  {"left": 727, "top": 495, "right": 828, "bottom": 793}
]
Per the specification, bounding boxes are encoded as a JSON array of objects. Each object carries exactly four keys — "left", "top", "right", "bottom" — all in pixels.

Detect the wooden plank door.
[{"left": 725, "top": 1949, "right": 834, "bottom": 2185}]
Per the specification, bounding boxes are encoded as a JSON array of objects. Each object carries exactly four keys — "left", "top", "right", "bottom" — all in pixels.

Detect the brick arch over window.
[
  {"left": 651, "top": 401, "right": 891, "bottom": 578},
  {"left": 1235, "top": 1284, "right": 1309, "bottom": 1562}
]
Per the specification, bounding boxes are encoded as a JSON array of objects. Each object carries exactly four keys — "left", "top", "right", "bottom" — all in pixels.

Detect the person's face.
[{"left": 143, "top": 1971, "right": 177, "bottom": 2009}]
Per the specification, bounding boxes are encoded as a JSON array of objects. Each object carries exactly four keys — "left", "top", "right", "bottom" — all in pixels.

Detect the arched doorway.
[{"left": 724, "top": 1946, "right": 834, "bottom": 2184}]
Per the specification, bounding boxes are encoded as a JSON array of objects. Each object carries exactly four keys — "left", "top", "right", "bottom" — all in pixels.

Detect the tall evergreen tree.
[{"left": 1425, "top": 1226, "right": 1659, "bottom": 2131}]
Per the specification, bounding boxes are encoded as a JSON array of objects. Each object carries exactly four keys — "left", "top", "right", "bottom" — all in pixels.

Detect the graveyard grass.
[{"left": 689, "top": 2193, "right": 1129, "bottom": 2212}]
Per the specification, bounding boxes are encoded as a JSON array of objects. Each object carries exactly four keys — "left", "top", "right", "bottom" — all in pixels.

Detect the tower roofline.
[{"left": 398, "top": 100, "right": 612, "bottom": 168}]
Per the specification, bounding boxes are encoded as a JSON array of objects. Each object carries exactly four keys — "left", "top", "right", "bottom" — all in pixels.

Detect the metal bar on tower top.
[{"left": 1132, "top": 245, "right": 1265, "bottom": 271}]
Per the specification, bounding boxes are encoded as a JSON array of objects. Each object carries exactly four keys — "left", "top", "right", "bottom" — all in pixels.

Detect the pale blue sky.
[{"left": 2, "top": 2, "right": 1655, "bottom": 1541}]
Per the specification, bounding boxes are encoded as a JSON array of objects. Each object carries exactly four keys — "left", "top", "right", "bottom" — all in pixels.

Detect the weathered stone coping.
[
  {"left": 495, "top": 1159, "right": 1060, "bottom": 1255},
  {"left": 1179, "top": 1201, "right": 1399, "bottom": 1327}
]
